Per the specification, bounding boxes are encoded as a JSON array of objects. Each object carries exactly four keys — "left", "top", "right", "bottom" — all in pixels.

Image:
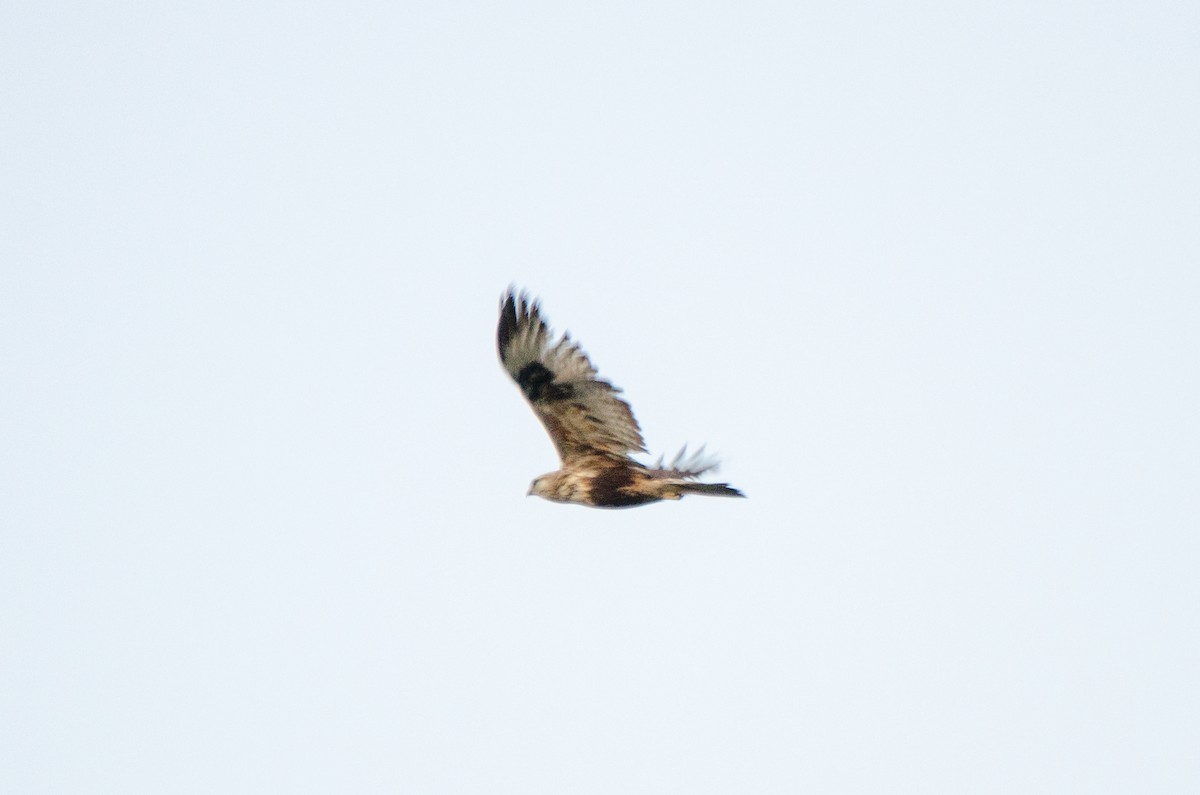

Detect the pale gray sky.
[{"left": 2, "top": 1, "right": 1198, "bottom": 792}]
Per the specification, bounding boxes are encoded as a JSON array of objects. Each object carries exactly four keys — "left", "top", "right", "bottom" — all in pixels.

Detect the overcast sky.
[{"left": 2, "top": 1, "right": 1198, "bottom": 792}]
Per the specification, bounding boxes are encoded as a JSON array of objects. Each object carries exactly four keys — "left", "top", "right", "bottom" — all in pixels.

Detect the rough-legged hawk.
[{"left": 498, "top": 288, "right": 745, "bottom": 508}]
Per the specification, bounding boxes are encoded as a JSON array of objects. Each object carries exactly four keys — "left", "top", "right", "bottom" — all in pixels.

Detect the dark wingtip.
[
  {"left": 498, "top": 286, "right": 545, "bottom": 363},
  {"left": 498, "top": 287, "right": 519, "bottom": 361}
]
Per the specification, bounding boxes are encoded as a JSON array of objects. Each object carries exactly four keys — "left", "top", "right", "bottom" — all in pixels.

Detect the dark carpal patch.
[
  {"left": 517, "top": 362, "right": 572, "bottom": 402},
  {"left": 589, "top": 467, "right": 659, "bottom": 508}
]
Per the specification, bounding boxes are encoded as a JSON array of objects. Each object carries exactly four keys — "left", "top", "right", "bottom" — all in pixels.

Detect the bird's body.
[{"left": 498, "top": 289, "right": 744, "bottom": 508}]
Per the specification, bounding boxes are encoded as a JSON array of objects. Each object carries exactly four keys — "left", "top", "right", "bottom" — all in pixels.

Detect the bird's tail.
[
  {"left": 648, "top": 445, "right": 745, "bottom": 499},
  {"left": 675, "top": 481, "right": 745, "bottom": 498}
]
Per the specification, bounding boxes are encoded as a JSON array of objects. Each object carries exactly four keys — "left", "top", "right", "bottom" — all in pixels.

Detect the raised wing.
[
  {"left": 498, "top": 289, "right": 646, "bottom": 463},
  {"left": 648, "top": 445, "right": 719, "bottom": 480}
]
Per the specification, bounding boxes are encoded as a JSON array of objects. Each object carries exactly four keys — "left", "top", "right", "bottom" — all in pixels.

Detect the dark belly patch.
[{"left": 588, "top": 467, "right": 659, "bottom": 508}]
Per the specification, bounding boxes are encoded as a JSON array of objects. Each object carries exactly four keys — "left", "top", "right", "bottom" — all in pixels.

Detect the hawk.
[{"left": 498, "top": 288, "right": 745, "bottom": 508}]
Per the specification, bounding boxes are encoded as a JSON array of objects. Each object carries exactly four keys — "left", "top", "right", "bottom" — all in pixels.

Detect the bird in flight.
[{"left": 498, "top": 288, "right": 745, "bottom": 508}]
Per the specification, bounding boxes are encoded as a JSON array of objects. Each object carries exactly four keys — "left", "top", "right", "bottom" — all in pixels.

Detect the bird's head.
[{"left": 527, "top": 472, "right": 569, "bottom": 502}]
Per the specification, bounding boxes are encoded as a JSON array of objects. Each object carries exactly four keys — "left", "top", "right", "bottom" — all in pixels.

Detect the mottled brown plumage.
[{"left": 498, "top": 288, "right": 744, "bottom": 508}]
